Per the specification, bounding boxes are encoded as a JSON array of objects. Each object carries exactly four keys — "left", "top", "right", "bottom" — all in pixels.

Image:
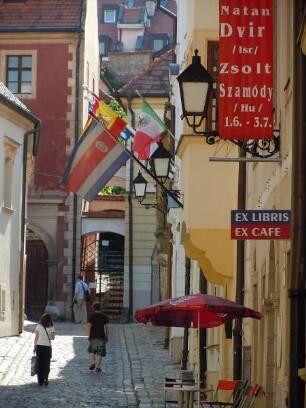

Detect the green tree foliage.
[
  {"left": 108, "top": 100, "right": 127, "bottom": 120},
  {"left": 99, "top": 186, "right": 126, "bottom": 196}
]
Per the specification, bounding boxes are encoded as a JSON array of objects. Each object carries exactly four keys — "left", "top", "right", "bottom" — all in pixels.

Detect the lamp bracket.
[
  {"left": 161, "top": 189, "right": 181, "bottom": 198},
  {"left": 196, "top": 129, "right": 281, "bottom": 159},
  {"left": 140, "top": 202, "right": 167, "bottom": 214}
]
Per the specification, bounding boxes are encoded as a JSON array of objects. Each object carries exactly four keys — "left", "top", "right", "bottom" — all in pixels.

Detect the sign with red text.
[
  {"left": 231, "top": 210, "right": 291, "bottom": 240},
  {"left": 219, "top": 1, "right": 273, "bottom": 140}
]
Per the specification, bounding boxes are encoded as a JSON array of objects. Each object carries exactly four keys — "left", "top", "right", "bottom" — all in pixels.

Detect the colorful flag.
[
  {"left": 61, "top": 109, "right": 128, "bottom": 202},
  {"left": 133, "top": 97, "right": 167, "bottom": 158},
  {"left": 82, "top": 92, "right": 100, "bottom": 133},
  {"left": 138, "top": 142, "right": 159, "bottom": 160}
]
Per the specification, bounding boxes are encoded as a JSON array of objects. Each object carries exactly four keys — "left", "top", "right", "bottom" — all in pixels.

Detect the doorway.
[{"left": 25, "top": 235, "right": 48, "bottom": 320}]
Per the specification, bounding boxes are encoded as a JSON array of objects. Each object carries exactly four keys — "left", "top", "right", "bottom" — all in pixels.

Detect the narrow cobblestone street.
[{"left": 0, "top": 321, "right": 181, "bottom": 408}]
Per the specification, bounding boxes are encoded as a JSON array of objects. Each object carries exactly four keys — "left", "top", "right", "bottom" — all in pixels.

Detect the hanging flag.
[
  {"left": 82, "top": 92, "right": 101, "bottom": 133},
  {"left": 138, "top": 142, "right": 159, "bottom": 160},
  {"left": 133, "top": 97, "right": 167, "bottom": 158},
  {"left": 61, "top": 114, "right": 128, "bottom": 202}
]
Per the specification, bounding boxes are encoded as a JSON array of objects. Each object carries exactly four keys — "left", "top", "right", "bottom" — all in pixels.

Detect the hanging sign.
[
  {"left": 231, "top": 210, "right": 291, "bottom": 240},
  {"left": 219, "top": 0, "right": 273, "bottom": 140}
]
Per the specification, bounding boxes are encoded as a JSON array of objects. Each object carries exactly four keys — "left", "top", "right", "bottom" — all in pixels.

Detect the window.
[
  {"left": 99, "top": 35, "right": 110, "bottom": 57},
  {"left": 3, "top": 136, "right": 19, "bottom": 210},
  {"left": 6, "top": 55, "right": 32, "bottom": 94},
  {"left": 153, "top": 39, "right": 164, "bottom": 52},
  {"left": 104, "top": 9, "right": 116, "bottom": 23},
  {"left": 150, "top": 34, "right": 169, "bottom": 52},
  {"left": 99, "top": 41, "right": 106, "bottom": 56},
  {"left": 1, "top": 50, "right": 37, "bottom": 98},
  {"left": 207, "top": 41, "right": 219, "bottom": 132},
  {"left": 0, "top": 284, "right": 6, "bottom": 320}
]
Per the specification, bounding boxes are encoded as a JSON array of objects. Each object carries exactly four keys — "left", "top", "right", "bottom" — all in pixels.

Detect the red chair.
[
  {"left": 238, "top": 384, "right": 261, "bottom": 408},
  {"left": 200, "top": 379, "right": 238, "bottom": 407}
]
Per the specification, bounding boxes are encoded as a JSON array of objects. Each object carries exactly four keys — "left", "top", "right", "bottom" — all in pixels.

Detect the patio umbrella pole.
[{"left": 198, "top": 311, "right": 200, "bottom": 408}]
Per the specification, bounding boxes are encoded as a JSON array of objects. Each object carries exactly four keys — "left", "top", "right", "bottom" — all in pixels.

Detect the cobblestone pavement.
[{"left": 0, "top": 321, "right": 181, "bottom": 408}]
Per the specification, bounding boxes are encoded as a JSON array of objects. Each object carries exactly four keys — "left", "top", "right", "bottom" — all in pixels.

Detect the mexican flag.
[{"left": 133, "top": 97, "right": 167, "bottom": 159}]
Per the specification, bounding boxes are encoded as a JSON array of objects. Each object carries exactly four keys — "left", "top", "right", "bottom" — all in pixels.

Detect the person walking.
[
  {"left": 73, "top": 275, "right": 90, "bottom": 323},
  {"left": 87, "top": 301, "right": 109, "bottom": 373},
  {"left": 33, "top": 313, "right": 55, "bottom": 386}
]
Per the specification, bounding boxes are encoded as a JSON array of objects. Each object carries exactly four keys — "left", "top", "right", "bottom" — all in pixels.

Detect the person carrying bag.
[
  {"left": 33, "top": 313, "right": 55, "bottom": 386},
  {"left": 73, "top": 275, "right": 91, "bottom": 323}
]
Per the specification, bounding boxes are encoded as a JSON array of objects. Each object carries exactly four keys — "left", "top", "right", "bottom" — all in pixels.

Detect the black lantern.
[
  {"left": 176, "top": 51, "right": 280, "bottom": 157},
  {"left": 177, "top": 49, "right": 213, "bottom": 132},
  {"left": 132, "top": 171, "right": 148, "bottom": 203},
  {"left": 150, "top": 142, "right": 172, "bottom": 184}
]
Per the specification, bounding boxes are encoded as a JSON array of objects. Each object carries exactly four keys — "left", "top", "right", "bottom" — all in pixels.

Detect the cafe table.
[{"left": 163, "top": 380, "right": 204, "bottom": 408}]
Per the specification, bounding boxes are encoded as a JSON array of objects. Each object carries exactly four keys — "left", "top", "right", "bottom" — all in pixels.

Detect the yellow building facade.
[{"left": 171, "top": 1, "right": 306, "bottom": 407}]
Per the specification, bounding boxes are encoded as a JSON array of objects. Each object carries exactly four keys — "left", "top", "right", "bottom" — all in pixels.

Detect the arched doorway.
[{"left": 25, "top": 230, "right": 49, "bottom": 320}]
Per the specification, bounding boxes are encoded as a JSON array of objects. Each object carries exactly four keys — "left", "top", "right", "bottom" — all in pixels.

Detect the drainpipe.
[
  {"left": 20, "top": 123, "right": 41, "bottom": 333},
  {"left": 71, "top": 32, "right": 82, "bottom": 321},
  {"left": 156, "top": 0, "right": 177, "bottom": 63},
  {"left": 127, "top": 94, "right": 135, "bottom": 322},
  {"left": 181, "top": 256, "right": 191, "bottom": 370},
  {"left": 164, "top": 229, "right": 173, "bottom": 349},
  {"left": 288, "top": 2, "right": 306, "bottom": 407},
  {"left": 233, "top": 153, "right": 246, "bottom": 380}
]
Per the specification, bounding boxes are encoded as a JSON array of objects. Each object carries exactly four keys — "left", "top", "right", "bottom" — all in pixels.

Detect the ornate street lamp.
[
  {"left": 133, "top": 171, "right": 148, "bottom": 204},
  {"left": 177, "top": 49, "right": 213, "bottom": 134},
  {"left": 132, "top": 142, "right": 182, "bottom": 210},
  {"left": 150, "top": 142, "right": 172, "bottom": 184},
  {"left": 177, "top": 49, "right": 280, "bottom": 158}
]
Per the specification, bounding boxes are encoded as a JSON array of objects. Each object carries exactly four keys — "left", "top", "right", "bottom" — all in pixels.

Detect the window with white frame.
[
  {"left": 1, "top": 50, "right": 37, "bottom": 99},
  {"left": 104, "top": 9, "right": 116, "bottom": 23},
  {"left": 6, "top": 55, "right": 32, "bottom": 94}
]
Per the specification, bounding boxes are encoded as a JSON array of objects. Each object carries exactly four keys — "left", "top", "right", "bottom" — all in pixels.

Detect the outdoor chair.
[
  {"left": 237, "top": 384, "right": 261, "bottom": 408},
  {"left": 199, "top": 379, "right": 238, "bottom": 408},
  {"left": 230, "top": 380, "right": 249, "bottom": 407}
]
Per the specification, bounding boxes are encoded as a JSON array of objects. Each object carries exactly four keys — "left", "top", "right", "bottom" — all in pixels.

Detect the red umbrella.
[
  {"left": 135, "top": 293, "right": 261, "bottom": 328},
  {"left": 135, "top": 294, "right": 261, "bottom": 407}
]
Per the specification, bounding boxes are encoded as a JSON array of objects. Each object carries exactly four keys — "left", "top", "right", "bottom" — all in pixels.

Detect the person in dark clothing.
[
  {"left": 87, "top": 301, "right": 109, "bottom": 373},
  {"left": 33, "top": 313, "right": 55, "bottom": 386}
]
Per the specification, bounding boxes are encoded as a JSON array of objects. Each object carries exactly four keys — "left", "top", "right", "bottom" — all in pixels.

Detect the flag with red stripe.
[
  {"left": 61, "top": 118, "right": 128, "bottom": 201},
  {"left": 133, "top": 97, "right": 167, "bottom": 158}
]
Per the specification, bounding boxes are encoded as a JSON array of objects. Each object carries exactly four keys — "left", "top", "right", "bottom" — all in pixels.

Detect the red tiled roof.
[
  {"left": 121, "top": 8, "right": 142, "bottom": 23},
  {"left": 0, "top": 0, "right": 83, "bottom": 31},
  {"left": 118, "top": 49, "right": 173, "bottom": 97}
]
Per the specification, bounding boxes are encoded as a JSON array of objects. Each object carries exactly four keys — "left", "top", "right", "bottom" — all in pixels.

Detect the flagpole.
[{"left": 90, "top": 112, "right": 183, "bottom": 209}]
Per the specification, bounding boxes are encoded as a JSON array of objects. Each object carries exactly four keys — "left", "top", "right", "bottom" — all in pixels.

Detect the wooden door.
[{"left": 25, "top": 240, "right": 48, "bottom": 320}]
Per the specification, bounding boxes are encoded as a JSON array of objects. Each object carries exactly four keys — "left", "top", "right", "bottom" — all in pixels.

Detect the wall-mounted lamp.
[
  {"left": 146, "top": 0, "right": 156, "bottom": 18},
  {"left": 132, "top": 142, "right": 183, "bottom": 210},
  {"left": 149, "top": 142, "right": 172, "bottom": 183},
  {"left": 177, "top": 49, "right": 213, "bottom": 136},
  {"left": 177, "top": 49, "right": 280, "bottom": 158},
  {"left": 133, "top": 171, "right": 148, "bottom": 204}
]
